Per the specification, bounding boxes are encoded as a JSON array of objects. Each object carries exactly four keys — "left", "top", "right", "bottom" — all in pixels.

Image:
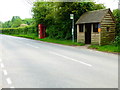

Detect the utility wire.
[
  {"left": 22, "top": 0, "right": 34, "bottom": 18},
  {"left": 25, "top": 0, "right": 33, "bottom": 6}
]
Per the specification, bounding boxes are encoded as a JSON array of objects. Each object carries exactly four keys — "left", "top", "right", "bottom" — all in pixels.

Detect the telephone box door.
[{"left": 38, "top": 24, "right": 46, "bottom": 39}]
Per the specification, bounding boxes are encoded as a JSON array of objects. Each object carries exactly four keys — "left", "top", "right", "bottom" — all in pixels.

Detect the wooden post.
[
  {"left": 99, "top": 23, "right": 101, "bottom": 45},
  {"left": 83, "top": 24, "right": 85, "bottom": 32},
  {"left": 77, "top": 25, "right": 79, "bottom": 42},
  {"left": 83, "top": 24, "right": 85, "bottom": 43},
  {"left": 77, "top": 25, "right": 79, "bottom": 34},
  {"left": 91, "top": 24, "right": 93, "bottom": 33}
]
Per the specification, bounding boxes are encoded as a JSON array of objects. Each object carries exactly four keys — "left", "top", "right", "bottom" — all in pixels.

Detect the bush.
[
  {"left": 113, "top": 34, "right": 120, "bottom": 46},
  {"left": 0, "top": 25, "right": 37, "bottom": 36}
]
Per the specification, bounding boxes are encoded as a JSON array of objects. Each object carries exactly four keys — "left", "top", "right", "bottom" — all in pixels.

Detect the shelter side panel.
[
  {"left": 91, "top": 32, "right": 100, "bottom": 44},
  {"left": 100, "top": 12, "right": 115, "bottom": 45}
]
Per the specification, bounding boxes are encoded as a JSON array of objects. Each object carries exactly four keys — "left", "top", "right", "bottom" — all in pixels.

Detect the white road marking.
[
  {"left": 26, "top": 44, "right": 39, "bottom": 49},
  {"left": 0, "top": 60, "right": 14, "bottom": 88},
  {"left": 6, "top": 78, "right": 12, "bottom": 85},
  {"left": 50, "top": 51, "right": 92, "bottom": 67},
  {"left": 1, "top": 63, "right": 4, "bottom": 68},
  {"left": 10, "top": 86, "right": 15, "bottom": 88},
  {"left": 0, "top": 59, "right": 2, "bottom": 62},
  {"left": 3, "top": 69, "right": 8, "bottom": 76},
  {"left": 0, "top": 58, "right": 14, "bottom": 88}
]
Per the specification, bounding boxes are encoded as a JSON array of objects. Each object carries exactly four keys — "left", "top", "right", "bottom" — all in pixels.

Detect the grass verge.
[
  {"left": 9, "top": 34, "right": 85, "bottom": 46},
  {"left": 37, "top": 38, "right": 85, "bottom": 46},
  {"left": 88, "top": 45, "right": 120, "bottom": 53}
]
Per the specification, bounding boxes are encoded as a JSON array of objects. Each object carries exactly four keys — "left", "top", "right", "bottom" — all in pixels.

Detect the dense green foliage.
[
  {"left": 113, "top": 9, "right": 120, "bottom": 35},
  {"left": 0, "top": 25, "right": 37, "bottom": 36},
  {"left": 0, "top": 21, "right": 2, "bottom": 28},
  {"left": 32, "top": 2, "right": 105, "bottom": 40},
  {"left": 113, "top": 9, "right": 120, "bottom": 46},
  {"left": 22, "top": 18, "right": 34, "bottom": 25},
  {"left": 2, "top": 16, "right": 34, "bottom": 28}
]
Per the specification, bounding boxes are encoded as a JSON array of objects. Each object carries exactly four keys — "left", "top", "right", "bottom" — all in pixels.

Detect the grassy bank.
[
  {"left": 10, "top": 34, "right": 85, "bottom": 46},
  {"left": 38, "top": 38, "right": 85, "bottom": 46},
  {"left": 88, "top": 45, "right": 120, "bottom": 53}
]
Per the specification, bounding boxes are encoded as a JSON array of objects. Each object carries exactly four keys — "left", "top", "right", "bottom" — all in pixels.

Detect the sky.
[
  {"left": 0, "top": 0, "right": 34, "bottom": 22},
  {"left": 0, "top": 0, "right": 119, "bottom": 22}
]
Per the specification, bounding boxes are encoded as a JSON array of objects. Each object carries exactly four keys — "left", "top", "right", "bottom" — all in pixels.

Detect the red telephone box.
[{"left": 38, "top": 24, "right": 46, "bottom": 39}]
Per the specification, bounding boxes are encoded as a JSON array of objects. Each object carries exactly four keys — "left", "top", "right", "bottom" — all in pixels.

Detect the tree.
[
  {"left": 0, "top": 21, "right": 3, "bottom": 28},
  {"left": 2, "top": 16, "right": 30, "bottom": 28},
  {"left": 10, "top": 16, "right": 23, "bottom": 28},
  {"left": 113, "top": 9, "right": 120, "bottom": 35},
  {"left": 22, "top": 18, "right": 34, "bottom": 25},
  {"left": 2, "top": 16, "right": 23, "bottom": 28},
  {"left": 113, "top": 9, "right": 120, "bottom": 46},
  {"left": 11, "top": 19, "right": 23, "bottom": 28},
  {"left": 11, "top": 16, "right": 21, "bottom": 22},
  {"left": 2, "top": 21, "right": 11, "bottom": 28}
]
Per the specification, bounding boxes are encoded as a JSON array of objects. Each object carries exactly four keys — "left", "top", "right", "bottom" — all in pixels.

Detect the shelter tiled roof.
[{"left": 76, "top": 8, "right": 111, "bottom": 24}]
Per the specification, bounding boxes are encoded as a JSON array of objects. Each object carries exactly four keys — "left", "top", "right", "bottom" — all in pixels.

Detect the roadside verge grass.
[
  {"left": 88, "top": 45, "right": 120, "bottom": 53},
  {"left": 10, "top": 34, "right": 85, "bottom": 46},
  {"left": 37, "top": 38, "right": 85, "bottom": 46}
]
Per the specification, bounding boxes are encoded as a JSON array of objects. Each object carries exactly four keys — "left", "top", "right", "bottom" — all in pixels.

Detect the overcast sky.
[{"left": 0, "top": 0, "right": 119, "bottom": 22}]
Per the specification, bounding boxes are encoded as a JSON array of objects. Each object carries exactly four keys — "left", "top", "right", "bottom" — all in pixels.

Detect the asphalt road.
[{"left": 0, "top": 34, "right": 118, "bottom": 88}]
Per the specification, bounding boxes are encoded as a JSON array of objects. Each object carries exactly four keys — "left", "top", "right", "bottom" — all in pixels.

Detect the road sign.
[{"left": 70, "top": 14, "right": 74, "bottom": 19}]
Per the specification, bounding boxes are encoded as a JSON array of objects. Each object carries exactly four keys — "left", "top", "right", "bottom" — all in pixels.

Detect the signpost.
[{"left": 70, "top": 14, "right": 74, "bottom": 42}]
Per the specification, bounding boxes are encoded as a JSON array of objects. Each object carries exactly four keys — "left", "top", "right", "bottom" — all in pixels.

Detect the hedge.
[{"left": 0, "top": 25, "right": 37, "bottom": 36}]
